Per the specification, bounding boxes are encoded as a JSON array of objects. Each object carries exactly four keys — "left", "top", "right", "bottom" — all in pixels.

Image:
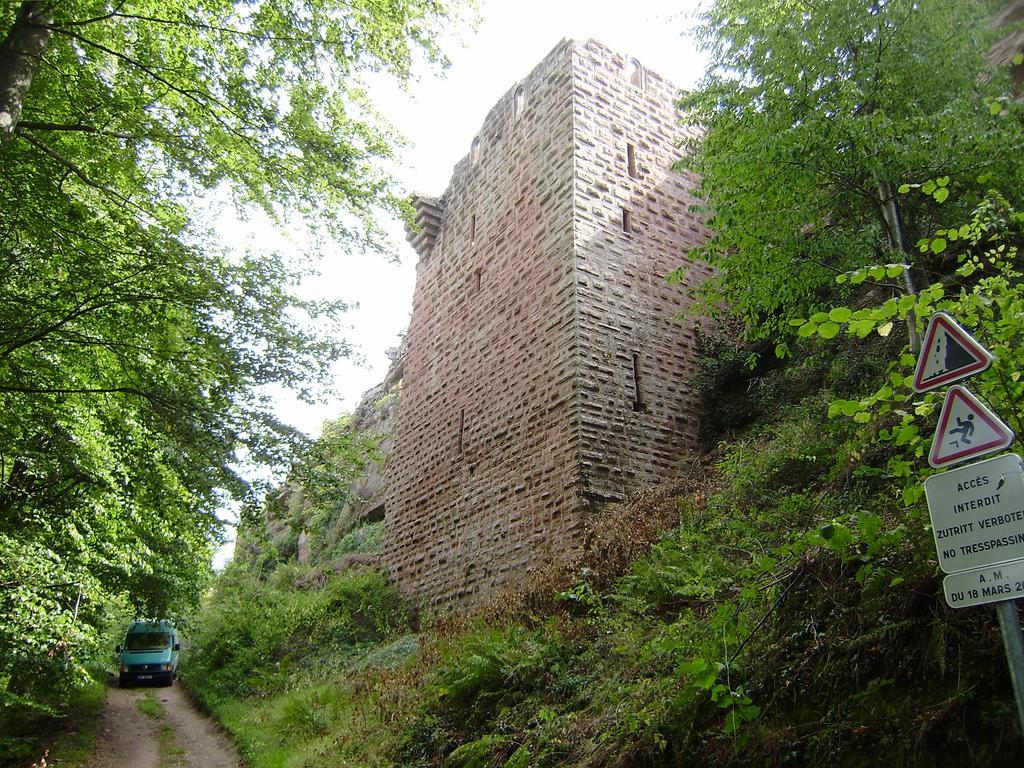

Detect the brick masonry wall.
[
  {"left": 383, "top": 39, "right": 709, "bottom": 607},
  {"left": 383, "top": 41, "right": 584, "bottom": 606},
  {"left": 571, "top": 41, "right": 712, "bottom": 507}
]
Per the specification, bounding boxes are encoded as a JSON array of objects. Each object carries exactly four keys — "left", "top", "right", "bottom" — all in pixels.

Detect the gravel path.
[
  {"left": 83, "top": 681, "right": 240, "bottom": 768},
  {"left": 159, "top": 684, "right": 239, "bottom": 768}
]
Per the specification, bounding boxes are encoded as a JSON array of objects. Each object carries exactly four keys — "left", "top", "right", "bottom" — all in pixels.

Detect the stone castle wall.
[
  {"left": 383, "top": 41, "right": 584, "bottom": 605},
  {"left": 383, "top": 39, "right": 708, "bottom": 607},
  {"left": 570, "top": 41, "right": 712, "bottom": 507}
]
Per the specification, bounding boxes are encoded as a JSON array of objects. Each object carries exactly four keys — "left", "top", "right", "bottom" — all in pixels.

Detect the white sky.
[{"left": 212, "top": 0, "right": 708, "bottom": 566}]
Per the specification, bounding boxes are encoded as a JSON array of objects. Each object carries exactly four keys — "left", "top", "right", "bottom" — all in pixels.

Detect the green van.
[{"left": 115, "top": 620, "right": 180, "bottom": 687}]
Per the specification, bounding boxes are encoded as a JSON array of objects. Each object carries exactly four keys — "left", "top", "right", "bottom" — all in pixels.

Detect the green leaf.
[
  {"left": 797, "top": 322, "right": 818, "bottom": 337},
  {"left": 0, "top": 0, "right": 458, "bottom": 716},
  {"left": 931, "top": 237, "right": 947, "bottom": 254},
  {"left": 922, "top": 180, "right": 937, "bottom": 195},
  {"left": 679, "top": 658, "right": 717, "bottom": 689},
  {"left": 934, "top": 187, "right": 949, "bottom": 203},
  {"left": 828, "top": 307, "right": 853, "bottom": 322},
  {"left": 849, "top": 318, "right": 876, "bottom": 337},
  {"left": 897, "top": 183, "right": 911, "bottom": 194},
  {"left": 1014, "top": 53, "right": 1024, "bottom": 66},
  {"left": 840, "top": 400, "right": 862, "bottom": 417},
  {"left": 894, "top": 425, "right": 918, "bottom": 446},
  {"left": 897, "top": 293, "right": 917, "bottom": 314},
  {"left": 818, "top": 321, "right": 841, "bottom": 339}
]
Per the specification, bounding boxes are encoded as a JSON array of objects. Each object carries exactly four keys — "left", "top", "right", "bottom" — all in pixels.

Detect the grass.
[
  {"left": 158, "top": 721, "right": 187, "bottom": 768},
  {"left": 136, "top": 690, "right": 163, "bottom": 719},
  {"left": 207, "top": 660, "right": 419, "bottom": 768},
  {"left": 2, "top": 669, "right": 108, "bottom": 768},
  {"left": 134, "top": 688, "right": 188, "bottom": 768}
]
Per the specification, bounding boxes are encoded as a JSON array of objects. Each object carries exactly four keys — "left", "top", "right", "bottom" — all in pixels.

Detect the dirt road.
[{"left": 85, "top": 682, "right": 240, "bottom": 768}]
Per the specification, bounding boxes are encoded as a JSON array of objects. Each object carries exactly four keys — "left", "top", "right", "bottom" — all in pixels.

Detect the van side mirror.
[
  {"left": 114, "top": 645, "right": 121, "bottom": 654},
  {"left": 173, "top": 643, "right": 180, "bottom": 651}
]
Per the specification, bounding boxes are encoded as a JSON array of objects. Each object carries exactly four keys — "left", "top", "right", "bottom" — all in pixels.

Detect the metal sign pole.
[{"left": 995, "top": 599, "right": 1024, "bottom": 737}]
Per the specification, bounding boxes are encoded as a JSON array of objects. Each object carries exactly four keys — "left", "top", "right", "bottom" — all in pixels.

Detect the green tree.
[
  {"left": 0, "top": 0, "right": 458, "bottom": 725},
  {"left": 287, "top": 415, "right": 380, "bottom": 528},
  {"left": 673, "top": 0, "right": 1023, "bottom": 353}
]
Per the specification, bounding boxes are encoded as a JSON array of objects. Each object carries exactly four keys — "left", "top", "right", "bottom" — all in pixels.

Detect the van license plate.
[{"left": 138, "top": 675, "right": 153, "bottom": 680}]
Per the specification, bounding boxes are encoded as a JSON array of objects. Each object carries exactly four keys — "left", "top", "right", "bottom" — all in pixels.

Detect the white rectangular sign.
[
  {"left": 943, "top": 558, "right": 1024, "bottom": 609},
  {"left": 924, "top": 453, "right": 1024, "bottom": 574}
]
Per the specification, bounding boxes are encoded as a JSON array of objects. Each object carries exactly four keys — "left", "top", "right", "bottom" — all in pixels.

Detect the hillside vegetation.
[
  {"left": 187, "top": 192, "right": 1024, "bottom": 766},
  {"left": 182, "top": 2, "right": 1024, "bottom": 765},
  {"left": 186, "top": 316, "right": 1024, "bottom": 766}
]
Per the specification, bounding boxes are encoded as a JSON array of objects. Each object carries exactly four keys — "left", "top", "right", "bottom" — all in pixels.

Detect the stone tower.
[{"left": 383, "top": 39, "right": 711, "bottom": 607}]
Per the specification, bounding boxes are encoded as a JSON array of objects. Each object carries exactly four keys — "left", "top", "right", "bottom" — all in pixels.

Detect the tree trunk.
[
  {"left": 0, "top": 1, "right": 52, "bottom": 144},
  {"left": 0, "top": 457, "right": 28, "bottom": 525},
  {"left": 877, "top": 179, "right": 922, "bottom": 355}
]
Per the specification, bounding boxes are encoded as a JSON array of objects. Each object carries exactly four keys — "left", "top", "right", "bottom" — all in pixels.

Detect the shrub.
[{"left": 183, "top": 565, "right": 410, "bottom": 705}]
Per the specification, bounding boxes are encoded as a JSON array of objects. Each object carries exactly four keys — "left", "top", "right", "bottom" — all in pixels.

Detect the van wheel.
[{"left": 118, "top": 674, "right": 129, "bottom": 688}]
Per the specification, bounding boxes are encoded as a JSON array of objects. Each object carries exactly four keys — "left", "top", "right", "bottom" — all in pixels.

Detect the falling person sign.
[{"left": 928, "top": 385, "right": 1014, "bottom": 468}]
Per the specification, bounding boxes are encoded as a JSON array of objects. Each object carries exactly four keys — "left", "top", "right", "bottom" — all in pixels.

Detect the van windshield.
[{"left": 124, "top": 631, "right": 172, "bottom": 651}]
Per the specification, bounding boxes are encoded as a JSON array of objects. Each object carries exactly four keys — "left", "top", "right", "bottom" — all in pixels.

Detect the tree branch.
[
  {"left": 106, "top": 11, "right": 358, "bottom": 48},
  {"left": 0, "top": 383, "right": 171, "bottom": 402},
  {"left": 14, "top": 128, "right": 145, "bottom": 213},
  {"left": 18, "top": 120, "right": 145, "bottom": 140},
  {"left": 58, "top": 1, "right": 129, "bottom": 27},
  {"left": 44, "top": 25, "right": 273, "bottom": 172}
]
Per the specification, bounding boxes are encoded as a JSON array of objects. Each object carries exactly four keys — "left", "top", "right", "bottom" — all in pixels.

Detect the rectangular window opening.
[
  {"left": 631, "top": 353, "right": 644, "bottom": 412},
  {"left": 621, "top": 208, "right": 632, "bottom": 233},
  {"left": 626, "top": 142, "right": 637, "bottom": 178},
  {"left": 470, "top": 214, "right": 477, "bottom": 244},
  {"left": 457, "top": 407, "right": 466, "bottom": 454},
  {"left": 474, "top": 267, "right": 482, "bottom": 293}
]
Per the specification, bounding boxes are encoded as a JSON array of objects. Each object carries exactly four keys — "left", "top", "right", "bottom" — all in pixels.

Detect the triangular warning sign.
[
  {"left": 913, "top": 312, "right": 992, "bottom": 393},
  {"left": 929, "top": 385, "right": 1014, "bottom": 468}
]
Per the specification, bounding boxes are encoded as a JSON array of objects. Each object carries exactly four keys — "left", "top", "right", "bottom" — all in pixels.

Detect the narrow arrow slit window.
[{"left": 631, "top": 353, "right": 644, "bottom": 412}]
